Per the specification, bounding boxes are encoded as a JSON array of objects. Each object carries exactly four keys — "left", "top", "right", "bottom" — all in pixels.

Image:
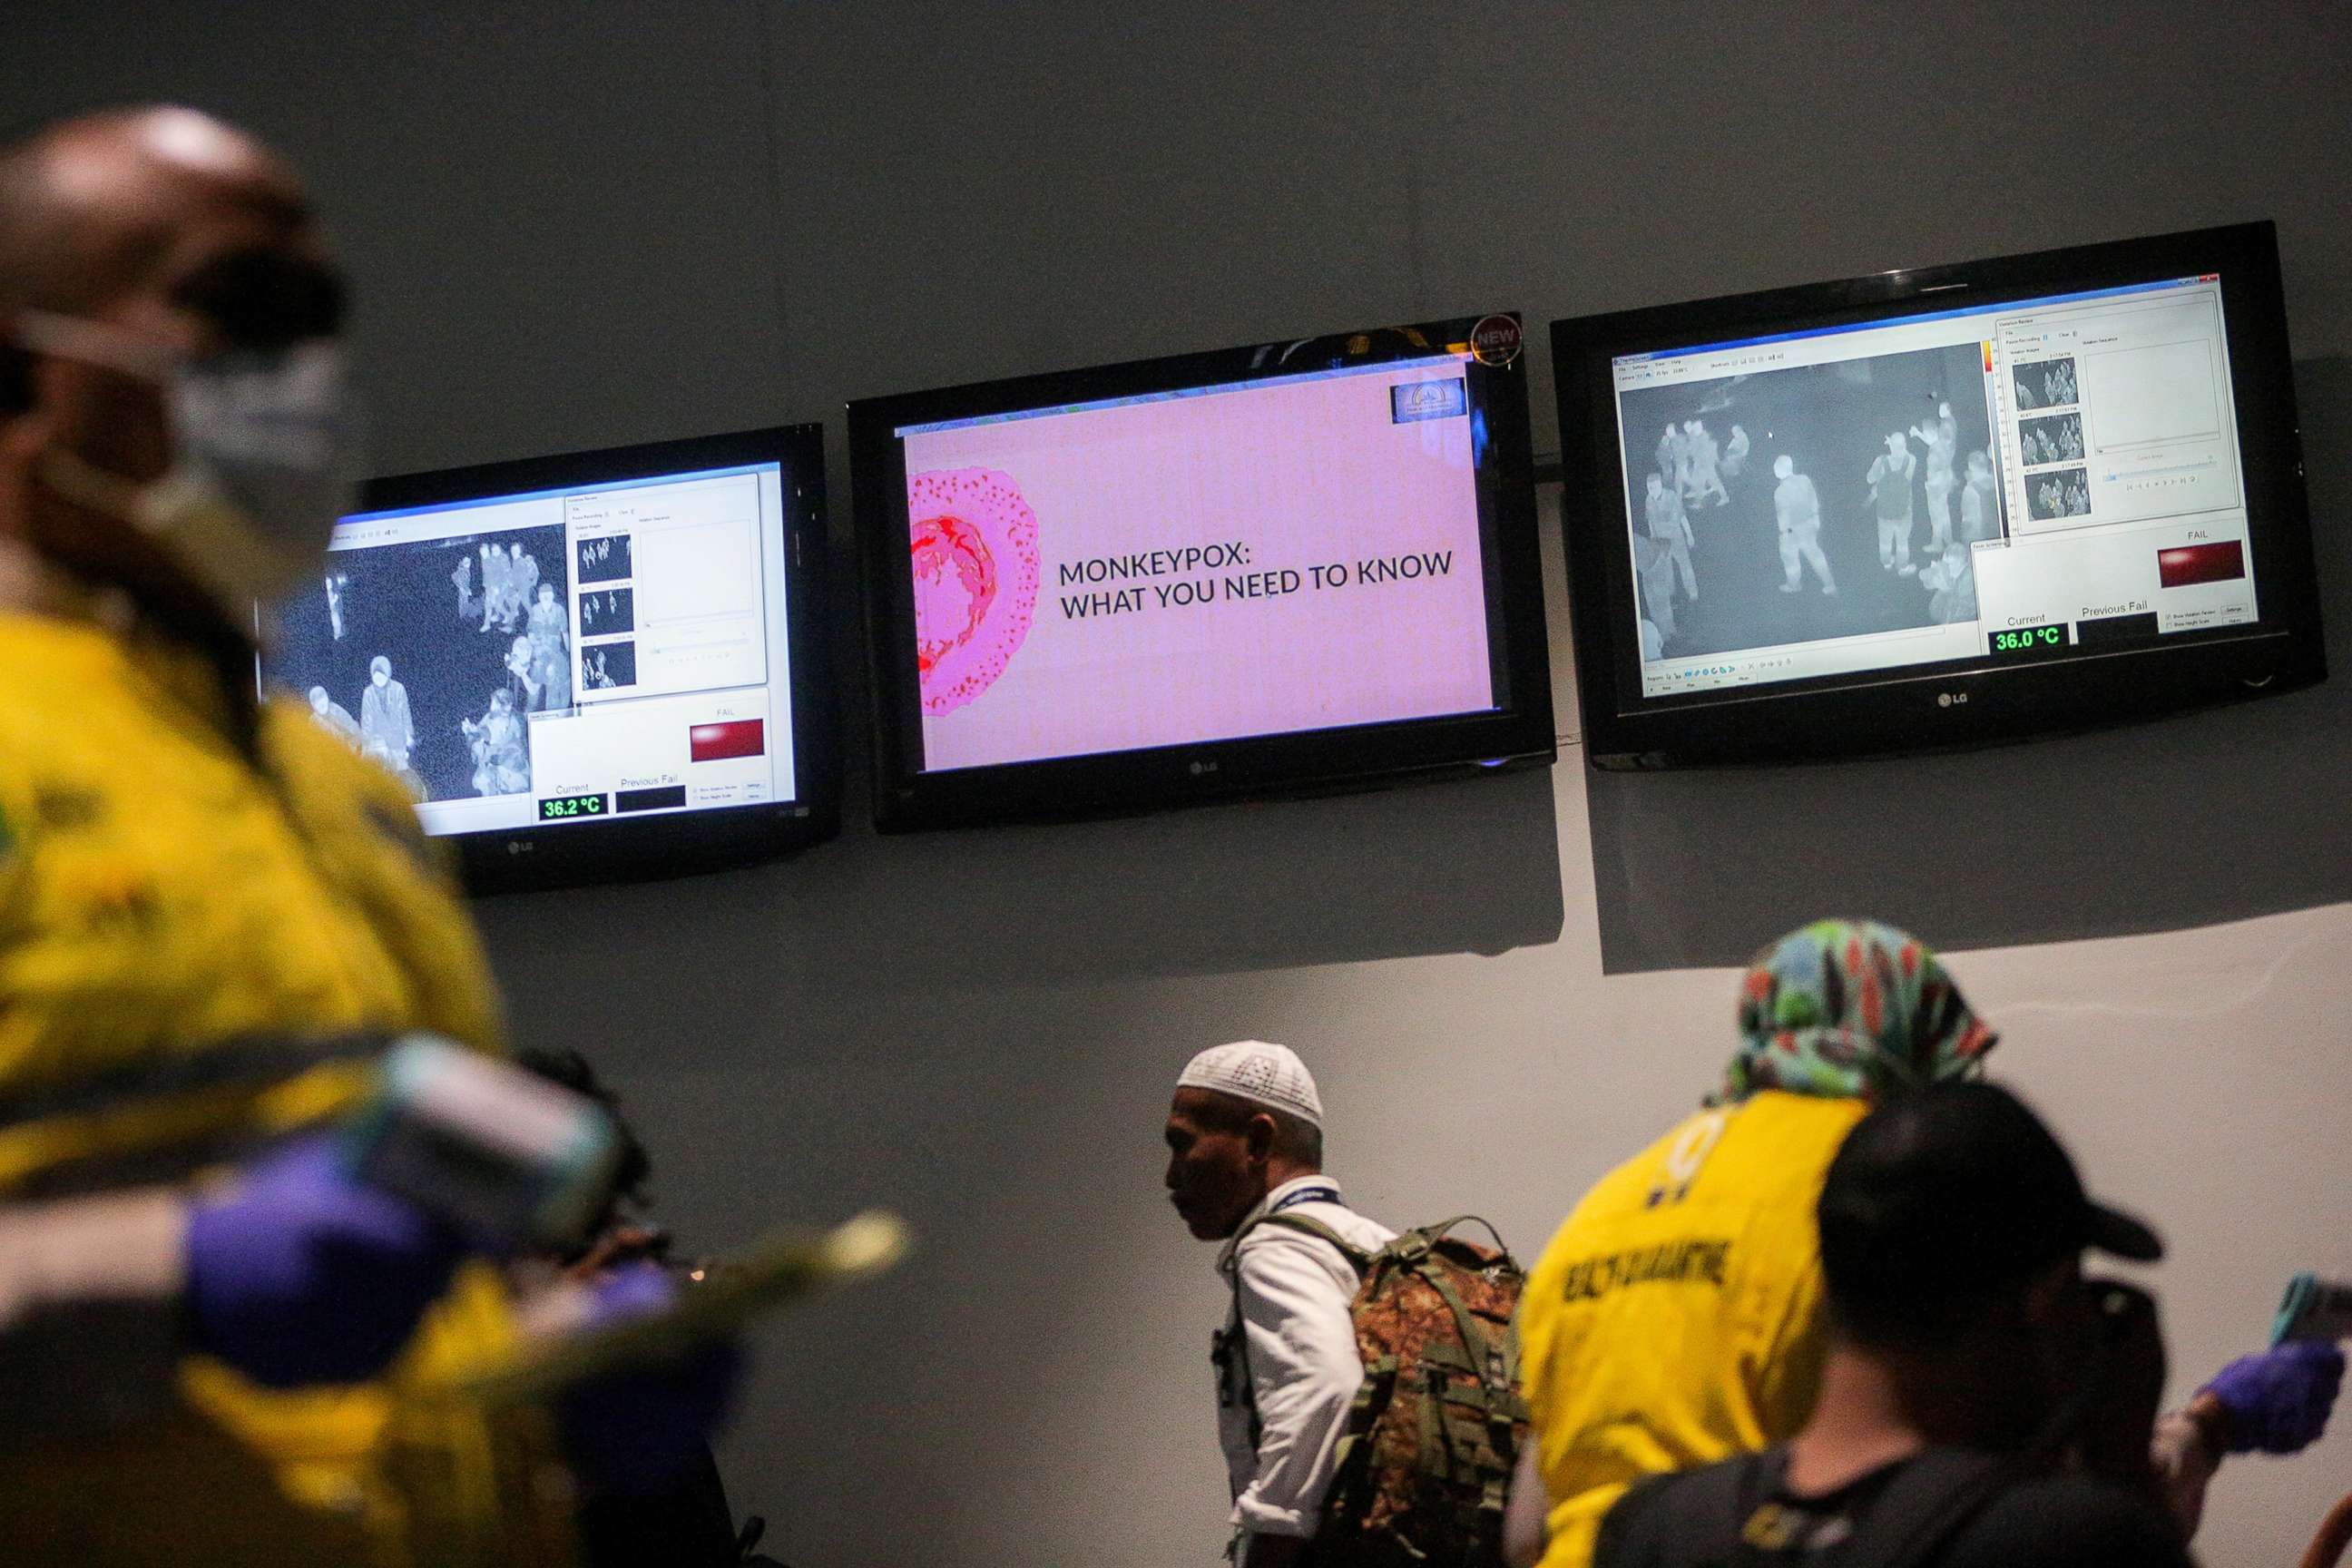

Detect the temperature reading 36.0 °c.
[{"left": 1987, "top": 624, "right": 2069, "bottom": 658}]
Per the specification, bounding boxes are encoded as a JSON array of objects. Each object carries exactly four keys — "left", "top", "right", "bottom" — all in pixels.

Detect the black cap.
[{"left": 1818, "top": 1082, "right": 2161, "bottom": 1316}]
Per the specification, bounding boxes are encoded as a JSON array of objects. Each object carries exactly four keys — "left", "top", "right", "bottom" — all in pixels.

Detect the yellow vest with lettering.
[
  {"left": 0, "top": 612, "right": 571, "bottom": 1566},
  {"left": 1517, "top": 1091, "right": 1866, "bottom": 1568}
]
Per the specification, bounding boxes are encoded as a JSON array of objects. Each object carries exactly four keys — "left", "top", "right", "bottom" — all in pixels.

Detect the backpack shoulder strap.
[
  {"left": 1215, "top": 1244, "right": 1260, "bottom": 1457},
  {"left": 1251, "top": 1210, "right": 1375, "bottom": 1272},
  {"left": 1593, "top": 1450, "right": 2019, "bottom": 1568},
  {"left": 1216, "top": 1210, "right": 1369, "bottom": 1457},
  {"left": 1831, "top": 1449, "right": 2021, "bottom": 1568},
  {"left": 1593, "top": 1452, "right": 1773, "bottom": 1568}
]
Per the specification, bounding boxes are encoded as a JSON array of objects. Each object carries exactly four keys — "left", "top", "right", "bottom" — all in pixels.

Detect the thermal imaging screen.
[
  {"left": 263, "top": 461, "right": 799, "bottom": 837},
  {"left": 1609, "top": 272, "right": 2257, "bottom": 698}
]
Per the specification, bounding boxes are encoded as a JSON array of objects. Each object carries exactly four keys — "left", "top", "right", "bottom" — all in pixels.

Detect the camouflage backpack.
[{"left": 1238, "top": 1213, "right": 1530, "bottom": 1568}]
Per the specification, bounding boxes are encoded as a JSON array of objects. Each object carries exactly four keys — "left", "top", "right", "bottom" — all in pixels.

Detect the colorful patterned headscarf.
[{"left": 1712, "top": 918, "right": 1997, "bottom": 1105}]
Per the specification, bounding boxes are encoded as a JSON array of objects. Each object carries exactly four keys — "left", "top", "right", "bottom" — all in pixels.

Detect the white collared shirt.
[{"left": 1213, "top": 1174, "right": 1396, "bottom": 1542}]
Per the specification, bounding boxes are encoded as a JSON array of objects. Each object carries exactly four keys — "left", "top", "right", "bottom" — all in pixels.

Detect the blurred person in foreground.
[
  {"left": 516, "top": 1046, "right": 750, "bottom": 1568},
  {"left": 0, "top": 104, "right": 730, "bottom": 1563}
]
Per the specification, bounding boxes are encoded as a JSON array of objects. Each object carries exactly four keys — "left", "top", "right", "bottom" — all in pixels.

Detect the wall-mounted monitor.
[
  {"left": 261, "top": 426, "right": 838, "bottom": 891},
  {"left": 848, "top": 315, "right": 1555, "bottom": 829},
  {"left": 1552, "top": 221, "right": 2322, "bottom": 768}
]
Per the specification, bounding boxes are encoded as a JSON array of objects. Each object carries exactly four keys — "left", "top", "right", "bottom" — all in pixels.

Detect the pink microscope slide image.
[
  {"left": 908, "top": 466, "right": 1041, "bottom": 717},
  {"left": 904, "top": 362, "right": 1494, "bottom": 772}
]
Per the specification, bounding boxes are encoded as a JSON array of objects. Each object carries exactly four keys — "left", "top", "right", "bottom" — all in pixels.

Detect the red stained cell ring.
[{"left": 908, "top": 466, "right": 1040, "bottom": 715}]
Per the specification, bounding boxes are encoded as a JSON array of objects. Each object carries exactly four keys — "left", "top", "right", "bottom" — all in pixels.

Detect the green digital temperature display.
[
  {"left": 1987, "top": 623, "right": 2070, "bottom": 659},
  {"left": 537, "top": 792, "right": 609, "bottom": 821}
]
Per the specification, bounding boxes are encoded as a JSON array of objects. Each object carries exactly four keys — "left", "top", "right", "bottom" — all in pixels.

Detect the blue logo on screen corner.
[{"left": 1391, "top": 377, "right": 1468, "bottom": 424}]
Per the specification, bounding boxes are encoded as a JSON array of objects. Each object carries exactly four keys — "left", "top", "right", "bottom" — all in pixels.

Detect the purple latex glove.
[
  {"left": 557, "top": 1263, "right": 744, "bottom": 1495},
  {"left": 2202, "top": 1340, "right": 2346, "bottom": 1455},
  {"left": 185, "top": 1133, "right": 465, "bottom": 1387}
]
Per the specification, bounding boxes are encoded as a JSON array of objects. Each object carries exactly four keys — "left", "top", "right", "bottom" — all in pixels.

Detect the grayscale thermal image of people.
[
  {"left": 1643, "top": 470, "right": 1699, "bottom": 605},
  {"left": 527, "top": 583, "right": 571, "bottom": 710},
  {"left": 1611, "top": 341, "right": 1999, "bottom": 664},
  {"left": 1633, "top": 530, "right": 1678, "bottom": 642},
  {"left": 2014, "top": 358, "right": 2076, "bottom": 410},
  {"left": 1721, "top": 423, "right": 1750, "bottom": 478},
  {"left": 1681, "top": 417, "right": 1729, "bottom": 508},
  {"left": 462, "top": 686, "right": 530, "bottom": 797},
  {"left": 2029, "top": 471, "right": 2092, "bottom": 522},
  {"left": 1961, "top": 448, "right": 2000, "bottom": 543},
  {"left": 1867, "top": 431, "right": 1918, "bottom": 575},
  {"left": 504, "top": 634, "right": 542, "bottom": 714},
  {"left": 577, "top": 534, "right": 631, "bottom": 583},
  {"left": 1921, "top": 539, "right": 1977, "bottom": 624},
  {"left": 2022, "top": 413, "right": 2084, "bottom": 469},
  {"left": 264, "top": 522, "right": 570, "bottom": 805},
  {"left": 307, "top": 684, "right": 360, "bottom": 744},
  {"left": 451, "top": 554, "right": 477, "bottom": 622},
  {"left": 478, "top": 541, "right": 509, "bottom": 632},
  {"left": 1911, "top": 402, "right": 1958, "bottom": 551},
  {"left": 507, "top": 542, "right": 539, "bottom": 628},
  {"left": 1773, "top": 455, "right": 1835, "bottom": 596},
  {"left": 582, "top": 590, "right": 622, "bottom": 635},
  {"left": 359, "top": 655, "right": 415, "bottom": 771}
]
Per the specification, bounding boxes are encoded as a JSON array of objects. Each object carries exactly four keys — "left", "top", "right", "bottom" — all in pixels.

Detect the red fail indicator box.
[
  {"left": 2156, "top": 540, "right": 2246, "bottom": 589},
  {"left": 689, "top": 719, "right": 766, "bottom": 762}
]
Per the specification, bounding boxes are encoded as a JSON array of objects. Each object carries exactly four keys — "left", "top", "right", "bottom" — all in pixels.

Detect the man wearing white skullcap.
[{"left": 1165, "top": 1042, "right": 1395, "bottom": 1568}]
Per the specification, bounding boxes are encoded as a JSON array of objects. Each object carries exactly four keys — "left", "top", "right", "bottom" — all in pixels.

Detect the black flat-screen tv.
[
  {"left": 1552, "top": 221, "right": 2322, "bottom": 768},
  {"left": 260, "top": 426, "right": 838, "bottom": 891},
  {"left": 848, "top": 314, "right": 1555, "bottom": 829}
]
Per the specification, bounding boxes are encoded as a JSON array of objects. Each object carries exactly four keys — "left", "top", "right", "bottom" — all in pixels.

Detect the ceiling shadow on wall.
[
  {"left": 481, "top": 760, "right": 1564, "bottom": 1005},
  {"left": 1584, "top": 355, "right": 2352, "bottom": 974}
]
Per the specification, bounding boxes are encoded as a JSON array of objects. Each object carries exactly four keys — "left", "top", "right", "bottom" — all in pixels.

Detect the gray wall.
[{"left": 9, "top": 5, "right": 2351, "bottom": 1564}]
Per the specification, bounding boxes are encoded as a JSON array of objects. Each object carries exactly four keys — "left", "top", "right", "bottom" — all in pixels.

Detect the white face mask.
[{"left": 15, "top": 309, "right": 364, "bottom": 614}]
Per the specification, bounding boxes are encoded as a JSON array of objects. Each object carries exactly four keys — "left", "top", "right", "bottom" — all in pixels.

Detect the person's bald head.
[
  {"left": 0, "top": 103, "right": 345, "bottom": 622},
  {"left": 0, "top": 105, "right": 315, "bottom": 328}
]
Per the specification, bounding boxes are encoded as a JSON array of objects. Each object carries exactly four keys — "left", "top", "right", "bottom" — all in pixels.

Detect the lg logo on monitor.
[{"left": 1936, "top": 691, "right": 1971, "bottom": 709}]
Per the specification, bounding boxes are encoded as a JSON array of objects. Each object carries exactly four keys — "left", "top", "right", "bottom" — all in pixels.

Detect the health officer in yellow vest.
[
  {"left": 0, "top": 105, "right": 696, "bottom": 1564},
  {"left": 1504, "top": 919, "right": 2000, "bottom": 1568}
]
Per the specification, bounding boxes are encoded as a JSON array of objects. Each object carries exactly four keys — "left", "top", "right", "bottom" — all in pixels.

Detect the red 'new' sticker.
[{"left": 1470, "top": 314, "right": 1522, "bottom": 368}]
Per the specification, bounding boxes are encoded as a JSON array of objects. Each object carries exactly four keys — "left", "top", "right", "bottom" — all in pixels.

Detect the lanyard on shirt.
[{"left": 1266, "top": 1184, "right": 1339, "bottom": 1216}]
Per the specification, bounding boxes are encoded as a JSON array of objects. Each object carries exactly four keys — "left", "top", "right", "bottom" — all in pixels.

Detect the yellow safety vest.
[
  {"left": 0, "top": 611, "right": 571, "bottom": 1566},
  {"left": 1516, "top": 1091, "right": 1865, "bottom": 1568}
]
